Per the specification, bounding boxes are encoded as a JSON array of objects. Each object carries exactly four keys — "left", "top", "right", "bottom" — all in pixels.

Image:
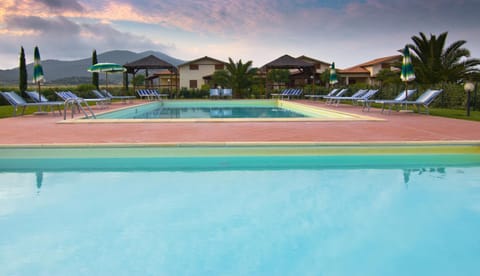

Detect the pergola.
[
  {"left": 262, "top": 54, "right": 316, "bottom": 93},
  {"left": 123, "top": 55, "right": 178, "bottom": 93}
]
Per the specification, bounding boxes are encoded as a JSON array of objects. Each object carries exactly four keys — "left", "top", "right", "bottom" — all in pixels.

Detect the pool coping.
[{"left": 1, "top": 141, "right": 479, "bottom": 159}]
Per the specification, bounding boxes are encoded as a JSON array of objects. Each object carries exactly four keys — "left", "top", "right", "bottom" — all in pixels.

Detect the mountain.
[{"left": 0, "top": 50, "right": 184, "bottom": 85}]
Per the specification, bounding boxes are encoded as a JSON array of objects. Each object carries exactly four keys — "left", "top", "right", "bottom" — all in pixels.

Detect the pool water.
[
  {"left": 93, "top": 100, "right": 371, "bottom": 121},
  {"left": 1, "top": 147, "right": 480, "bottom": 275}
]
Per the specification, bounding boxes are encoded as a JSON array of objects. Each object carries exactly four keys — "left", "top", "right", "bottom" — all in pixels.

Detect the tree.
[
  {"left": 92, "top": 49, "right": 99, "bottom": 89},
  {"left": 408, "top": 32, "right": 480, "bottom": 85},
  {"left": 267, "top": 69, "right": 290, "bottom": 88},
  {"left": 375, "top": 69, "right": 401, "bottom": 87},
  {"left": 19, "top": 46, "right": 27, "bottom": 97},
  {"left": 225, "top": 58, "right": 258, "bottom": 98},
  {"left": 211, "top": 69, "right": 230, "bottom": 88}
]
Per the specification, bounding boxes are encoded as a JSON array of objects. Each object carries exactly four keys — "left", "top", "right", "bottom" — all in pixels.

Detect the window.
[
  {"left": 189, "top": 80, "right": 197, "bottom": 89},
  {"left": 189, "top": 64, "right": 199, "bottom": 70},
  {"left": 215, "top": 64, "right": 224, "bottom": 70}
]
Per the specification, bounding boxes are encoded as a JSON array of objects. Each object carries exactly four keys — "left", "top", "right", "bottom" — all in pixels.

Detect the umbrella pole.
[
  {"left": 37, "top": 82, "right": 42, "bottom": 112},
  {"left": 105, "top": 72, "right": 108, "bottom": 89}
]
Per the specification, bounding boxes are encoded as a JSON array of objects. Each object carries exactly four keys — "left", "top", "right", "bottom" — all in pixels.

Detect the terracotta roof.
[
  {"left": 178, "top": 56, "right": 227, "bottom": 67},
  {"left": 338, "top": 66, "right": 370, "bottom": 74},
  {"left": 339, "top": 55, "right": 401, "bottom": 74},
  {"left": 355, "top": 55, "right": 401, "bottom": 67}
]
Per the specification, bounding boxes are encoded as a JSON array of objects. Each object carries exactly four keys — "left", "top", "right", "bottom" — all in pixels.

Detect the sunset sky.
[{"left": 0, "top": 0, "right": 479, "bottom": 70}]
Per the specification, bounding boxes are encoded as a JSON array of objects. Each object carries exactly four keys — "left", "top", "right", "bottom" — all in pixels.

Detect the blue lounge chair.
[
  {"left": 98, "top": 90, "right": 135, "bottom": 103},
  {"left": 221, "top": 88, "right": 233, "bottom": 98},
  {"left": 1, "top": 91, "right": 63, "bottom": 116},
  {"left": 136, "top": 89, "right": 168, "bottom": 100},
  {"left": 361, "top": 89, "right": 417, "bottom": 112},
  {"left": 324, "top": 88, "right": 349, "bottom": 104},
  {"left": 55, "top": 91, "right": 109, "bottom": 108},
  {"left": 270, "top": 88, "right": 291, "bottom": 99},
  {"left": 379, "top": 89, "right": 443, "bottom": 114},
  {"left": 272, "top": 88, "right": 303, "bottom": 100},
  {"left": 210, "top": 89, "right": 220, "bottom": 98}
]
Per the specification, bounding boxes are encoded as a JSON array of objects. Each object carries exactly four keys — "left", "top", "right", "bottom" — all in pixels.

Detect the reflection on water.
[{"left": 403, "top": 167, "right": 446, "bottom": 187}]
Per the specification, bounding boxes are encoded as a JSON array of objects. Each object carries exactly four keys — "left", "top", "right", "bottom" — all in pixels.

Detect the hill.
[{"left": 0, "top": 50, "right": 184, "bottom": 85}]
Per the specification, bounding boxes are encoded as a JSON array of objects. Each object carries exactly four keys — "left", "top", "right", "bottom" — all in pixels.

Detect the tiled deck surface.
[{"left": 0, "top": 100, "right": 479, "bottom": 146}]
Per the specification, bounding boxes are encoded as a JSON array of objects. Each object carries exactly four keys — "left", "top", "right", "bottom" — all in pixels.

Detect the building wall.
[{"left": 178, "top": 58, "right": 225, "bottom": 89}]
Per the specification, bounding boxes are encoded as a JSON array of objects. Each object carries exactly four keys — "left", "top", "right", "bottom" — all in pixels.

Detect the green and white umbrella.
[
  {"left": 32, "top": 46, "right": 46, "bottom": 112},
  {"left": 401, "top": 46, "right": 415, "bottom": 100},
  {"left": 329, "top": 62, "right": 338, "bottom": 86},
  {"left": 32, "top": 46, "right": 45, "bottom": 102},
  {"left": 88, "top": 63, "right": 126, "bottom": 88}
]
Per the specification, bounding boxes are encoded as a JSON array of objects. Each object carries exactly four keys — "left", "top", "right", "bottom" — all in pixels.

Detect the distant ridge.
[{"left": 0, "top": 50, "right": 184, "bottom": 85}]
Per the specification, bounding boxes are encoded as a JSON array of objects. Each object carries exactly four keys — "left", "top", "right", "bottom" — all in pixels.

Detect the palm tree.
[
  {"left": 408, "top": 32, "right": 480, "bottom": 85},
  {"left": 212, "top": 58, "right": 258, "bottom": 98}
]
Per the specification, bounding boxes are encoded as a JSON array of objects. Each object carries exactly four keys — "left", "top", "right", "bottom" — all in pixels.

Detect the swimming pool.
[
  {"left": 85, "top": 100, "right": 379, "bottom": 122},
  {"left": 1, "top": 144, "right": 479, "bottom": 275}
]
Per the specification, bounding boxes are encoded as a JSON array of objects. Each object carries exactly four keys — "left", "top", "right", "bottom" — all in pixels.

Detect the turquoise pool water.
[
  {"left": 1, "top": 146, "right": 479, "bottom": 275},
  {"left": 96, "top": 100, "right": 308, "bottom": 119}
]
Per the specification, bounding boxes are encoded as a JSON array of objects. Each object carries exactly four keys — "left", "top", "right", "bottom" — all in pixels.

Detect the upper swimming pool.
[{"left": 87, "top": 100, "right": 379, "bottom": 122}]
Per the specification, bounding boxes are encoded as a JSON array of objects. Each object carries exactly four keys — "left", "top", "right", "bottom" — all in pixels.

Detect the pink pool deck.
[{"left": 0, "top": 100, "right": 479, "bottom": 146}]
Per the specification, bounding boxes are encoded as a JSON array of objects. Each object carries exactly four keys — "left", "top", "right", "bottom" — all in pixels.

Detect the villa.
[
  {"left": 338, "top": 55, "right": 401, "bottom": 85},
  {"left": 177, "top": 56, "right": 227, "bottom": 89}
]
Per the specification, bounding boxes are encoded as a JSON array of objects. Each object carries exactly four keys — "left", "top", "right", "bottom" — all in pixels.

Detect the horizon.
[{"left": 0, "top": 0, "right": 479, "bottom": 70}]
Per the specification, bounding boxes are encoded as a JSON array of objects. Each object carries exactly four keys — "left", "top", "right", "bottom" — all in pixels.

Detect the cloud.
[
  {"left": 0, "top": 15, "right": 172, "bottom": 68},
  {"left": 38, "top": 0, "right": 84, "bottom": 12},
  {"left": 0, "top": 0, "right": 479, "bottom": 69}
]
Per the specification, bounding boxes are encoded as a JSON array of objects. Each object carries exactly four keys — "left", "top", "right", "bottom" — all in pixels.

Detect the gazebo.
[
  {"left": 123, "top": 55, "right": 179, "bottom": 94},
  {"left": 262, "top": 54, "right": 316, "bottom": 93}
]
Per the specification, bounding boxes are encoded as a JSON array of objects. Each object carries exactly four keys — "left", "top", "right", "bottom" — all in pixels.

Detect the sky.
[{"left": 0, "top": 0, "right": 479, "bottom": 70}]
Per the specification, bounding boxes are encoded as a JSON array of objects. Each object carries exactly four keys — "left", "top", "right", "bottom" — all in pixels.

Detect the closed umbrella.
[
  {"left": 32, "top": 46, "right": 45, "bottom": 113},
  {"left": 329, "top": 62, "right": 338, "bottom": 86},
  {"left": 88, "top": 63, "right": 126, "bottom": 88},
  {"left": 401, "top": 46, "right": 416, "bottom": 102}
]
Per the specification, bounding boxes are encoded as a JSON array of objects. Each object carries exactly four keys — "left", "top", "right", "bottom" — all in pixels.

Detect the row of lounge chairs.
[
  {"left": 312, "top": 87, "right": 443, "bottom": 114},
  {"left": 0, "top": 91, "right": 63, "bottom": 116},
  {"left": 209, "top": 88, "right": 233, "bottom": 98},
  {"left": 136, "top": 89, "right": 168, "bottom": 100}
]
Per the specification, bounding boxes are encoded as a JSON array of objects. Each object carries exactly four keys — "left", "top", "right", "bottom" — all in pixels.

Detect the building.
[
  {"left": 178, "top": 56, "right": 227, "bottom": 89},
  {"left": 338, "top": 55, "right": 401, "bottom": 85}
]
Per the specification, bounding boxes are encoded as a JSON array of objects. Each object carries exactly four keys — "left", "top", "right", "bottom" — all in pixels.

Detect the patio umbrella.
[
  {"left": 400, "top": 45, "right": 416, "bottom": 100},
  {"left": 329, "top": 62, "right": 338, "bottom": 86},
  {"left": 32, "top": 46, "right": 45, "bottom": 104},
  {"left": 88, "top": 63, "right": 126, "bottom": 88}
]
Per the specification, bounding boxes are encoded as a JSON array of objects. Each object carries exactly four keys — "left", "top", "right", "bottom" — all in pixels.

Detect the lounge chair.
[
  {"left": 98, "top": 89, "right": 135, "bottom": 103},
  {"left": 55, "top": 91, "right": 109, "bottom": 108},
  {"left": 209, "top": 89, "right": 220, "bottom": 98},
  {"left": 324, "top": 88, "right": 349, "bottom": 104},
  {"left": 379, "top": 89, "right": 443, "bottom": 114},
  {"left": 304, "top": 88, "right": 339, "bottom": 100},
  {"left": 361, "top": 89, "right": 417, "bottom": 112},
  {"left": 1, "top": 91, "right": 63, "bottom": 116},
  {"left": 221, "top": 88, "right": 233, "bottom": 98}
]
